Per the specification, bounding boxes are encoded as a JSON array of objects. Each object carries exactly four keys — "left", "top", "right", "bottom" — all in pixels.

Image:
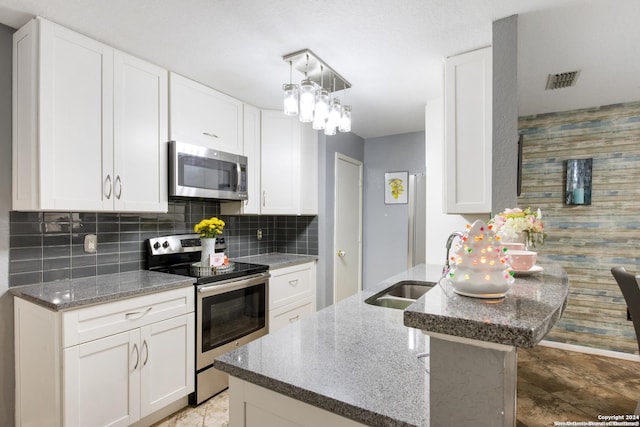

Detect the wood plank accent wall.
[{"left": 518, "top": 101, "right": 640, "bottom": 355}]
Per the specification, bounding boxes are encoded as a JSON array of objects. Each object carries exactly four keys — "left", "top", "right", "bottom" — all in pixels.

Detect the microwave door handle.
[{"left": 236, "top": 162, "right": 241, "bottom": 192}]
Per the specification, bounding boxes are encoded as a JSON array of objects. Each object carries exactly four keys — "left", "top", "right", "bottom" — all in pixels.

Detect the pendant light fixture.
[
  {"left": 298, "top": 54, "right": 315, "bottom": 123},
  {"left": 282, "top": 49, "right": 352, "bottom": 135},
  {"left": 325, "top": 77, "right": 341, "bottom": 136},
  {"left": 282, "top": 60, "right": 299, "bottom": 116},
  {"left": 339, "top": 84, "right": 352, "bottom": 132},
  {"left": 312, "top": 66, "right": 330, "bottom": 130}
]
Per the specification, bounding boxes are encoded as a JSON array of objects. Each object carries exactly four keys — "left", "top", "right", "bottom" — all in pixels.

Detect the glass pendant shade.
[
  {"left": 339, "top": 105, "right": 352, "bottom": 132},
  {"left": 283, "top": 83, "right": 299, "bottom": 116},
  {"left": 312, "top": 89, "right": 330, "bottom": 130},
  {"left": 325, "top": 98, "right": 341, "bottom": 135},
  {"left": 299, "top": 79, "right": 316, "bottom": 123}
]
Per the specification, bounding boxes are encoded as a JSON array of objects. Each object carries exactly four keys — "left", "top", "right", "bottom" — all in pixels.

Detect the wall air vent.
[{"left": 545, "top": 70, "right": 581, "bottom": 90}]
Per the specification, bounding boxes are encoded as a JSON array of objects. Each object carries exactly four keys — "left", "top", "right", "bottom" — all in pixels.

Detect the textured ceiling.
[{"left": 0, "top": 0, "right": 637, "bottom": 138}]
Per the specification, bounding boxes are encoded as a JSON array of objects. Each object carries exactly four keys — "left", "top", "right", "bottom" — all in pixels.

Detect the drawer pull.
[
  {"left": 288, "top": 279, "right": 299, "bottom": 286},
  {"left": 132, "top": 343, "right": 140, "bottom": 370},
  {"left": 289, "top": 315, "right": 300, "bottom": 323},
  {"left": 203, "top": 132, "right": 219, "bottom": 139},
  {"left": 125, "top": 307, "right": 153, "bottom": 320}
]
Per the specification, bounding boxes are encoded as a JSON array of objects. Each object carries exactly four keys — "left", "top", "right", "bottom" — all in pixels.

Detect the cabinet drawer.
[
  {"left": 269, "top": 263, "right": 313, "bottom": 310},
  {"left": 269, "top": 297, "right": 314, "bottom": 333},
  {"left": 62, "top": 287, "right": 194, "bottom": 347}
]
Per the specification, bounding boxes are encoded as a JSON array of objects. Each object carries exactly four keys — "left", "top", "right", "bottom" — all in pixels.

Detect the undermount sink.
[{"left": 365, "top": 281, "right": 436, "bottom": 310}]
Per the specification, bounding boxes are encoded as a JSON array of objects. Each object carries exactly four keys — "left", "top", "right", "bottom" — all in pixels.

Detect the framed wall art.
[{"left": 384, "top": 171, "right": 408, "bottom": 204}]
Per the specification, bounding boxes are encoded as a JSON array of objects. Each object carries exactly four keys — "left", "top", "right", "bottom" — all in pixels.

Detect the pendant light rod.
[{"left": 282, "top": 49, "right": 351, "bottom": 92}]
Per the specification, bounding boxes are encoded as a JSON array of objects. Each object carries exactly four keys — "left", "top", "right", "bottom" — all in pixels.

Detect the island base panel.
[{"left": 430, "top": 335, "right": 516, "bottom": 427}]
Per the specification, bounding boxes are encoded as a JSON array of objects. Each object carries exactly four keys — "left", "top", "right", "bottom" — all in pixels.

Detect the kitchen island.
[{"left": 214, "top": 259, "right": 569, "bottom": 427}]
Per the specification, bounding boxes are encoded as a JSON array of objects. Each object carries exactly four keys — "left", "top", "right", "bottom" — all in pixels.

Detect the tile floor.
[{"left": 153, "top": 345, "right": 639, "bottom": 427}]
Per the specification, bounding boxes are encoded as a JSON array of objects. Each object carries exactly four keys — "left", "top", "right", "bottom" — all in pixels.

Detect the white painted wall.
[{"left": 0, "top": 22, "right": 14, "bottom": 427}]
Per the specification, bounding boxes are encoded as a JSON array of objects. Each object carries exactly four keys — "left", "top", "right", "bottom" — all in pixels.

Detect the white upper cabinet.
[
  {"left": 260, "top": 110, "right": 301, "bottom": 215},
  {"left": 299, "top": 122, "right": 318, "bottom": 215},
  {"left": 222, "top": 110, "right": 318, "bottom": 216},
  {"left": 443, "top": 46, "right": 492, "bottom": 214},
  {"left": 169, "top": 73, "right": 243, "bottom": 155},
  {"left": 113, "top": 51, "right": 168, "bottom": 212},
  {"left": 241, "top": 104, "right": 261, "bottom": 214},
  {"left": 12, "top": 17, "right": 168, "bottom": 212}
]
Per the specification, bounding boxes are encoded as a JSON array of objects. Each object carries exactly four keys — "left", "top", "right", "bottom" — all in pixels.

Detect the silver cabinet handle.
[
  {"left": 104, "top": 174, "right": 112, "bottom": 199},
  {"left": 115, "top": 175, "right": 122, "bottom": 200},
  {"left": 125, "top": 307, "right": 152, "bottom": 320},
  {"left": 132, "top": 343, "right": 139, "bottom": 370},
  {"left": 337, "top": 250, "right": 346, "bottom": 257},
  {"left": 289, "top": 279, "right": 299, "bottom": 286},
  {"left": 289, "top": 315, "right": 300, "bottom": 323},
  {"left": 263, "top": 190, "right": 266, "bottom": 207},
  {"left": 142, "top": 340, "right": 149, "bottom": 367},
  {"left": 203, "top": 132, "right": 219, "bottom": 138}
]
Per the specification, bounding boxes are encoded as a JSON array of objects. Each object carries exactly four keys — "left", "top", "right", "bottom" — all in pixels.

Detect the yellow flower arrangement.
[{"left": 194, "top": 217, "right": 225, "bottom": 239}]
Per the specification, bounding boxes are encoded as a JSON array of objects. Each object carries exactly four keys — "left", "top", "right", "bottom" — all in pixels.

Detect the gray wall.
[
  {"left": 492, "top": 15, "right": 518, "bottom": 214},
  {"left": 317, "top": 131, "right": 364, "bottom": 309},
  {"left": 363, "top": 132, "right": 425, "bottom": 287},
  {"left": 0, "top": 22, "right": 14, "bottom": 427}
]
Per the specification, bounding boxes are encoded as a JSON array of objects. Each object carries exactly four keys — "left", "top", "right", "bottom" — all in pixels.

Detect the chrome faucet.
[{"left": 443, "top": 231, "right": 464, "bottom": 273}]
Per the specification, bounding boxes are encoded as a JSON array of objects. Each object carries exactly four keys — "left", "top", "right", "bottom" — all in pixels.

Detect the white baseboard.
[{"left": 539, "top": 339, "right": 640, "bottom": 362}]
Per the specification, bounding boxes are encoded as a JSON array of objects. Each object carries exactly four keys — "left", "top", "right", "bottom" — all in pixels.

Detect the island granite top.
[
  {"left": 9, "top": 270, "right": 196, "bottom": 311},
  {"left": 403, "top": 257, "right": 569, "bottom": 348},
  {"left": 214, "top": 259, "right": 569, "bottom": 427}
]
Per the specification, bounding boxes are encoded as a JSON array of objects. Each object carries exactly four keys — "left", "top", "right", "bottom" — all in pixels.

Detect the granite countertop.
[
  {"left": 9, "top": 270, "right": 196, "bottom": 311},
  {"left": 403, "top": 257, "right": 570, "bottom": 348},
  {"left": 233, "top": 252, "right": 318, "bottom": 269},
  {"left": 214, "top": 260, "right": 569, "bottom": 427}
]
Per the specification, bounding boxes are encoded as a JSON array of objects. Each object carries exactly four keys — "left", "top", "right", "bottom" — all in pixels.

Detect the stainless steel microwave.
[{"left": 169, "top": 141, "right": 248, "bottom": 201}]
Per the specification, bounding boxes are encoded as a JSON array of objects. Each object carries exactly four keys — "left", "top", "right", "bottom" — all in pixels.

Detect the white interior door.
[{"left": 334, "top": 153, "right": 363, "bottom": 303}]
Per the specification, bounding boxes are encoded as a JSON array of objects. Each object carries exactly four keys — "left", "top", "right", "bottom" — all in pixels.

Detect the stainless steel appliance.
[
  {"left": 147, "top": 234, "right": 269, "bottom": 404},
  {"left": 169, "top": 141, "right": 248, "bottom": 201}
]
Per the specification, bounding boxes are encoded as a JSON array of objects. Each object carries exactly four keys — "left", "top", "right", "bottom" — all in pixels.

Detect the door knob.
[{"left": 337, "top": 250, "right": 346, "bottom": 257}]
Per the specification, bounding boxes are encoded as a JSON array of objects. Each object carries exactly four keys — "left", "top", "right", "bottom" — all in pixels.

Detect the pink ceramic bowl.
[
  {"left": 502, "top": 242, "right": 525, "bottom": 251},
  {"left": 509, "top": 250, "right": 537, "bottom": 271}
]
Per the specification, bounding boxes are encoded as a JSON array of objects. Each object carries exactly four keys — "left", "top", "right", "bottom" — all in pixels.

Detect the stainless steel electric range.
[{"left": 146, "top": 234, "right": 269, "bottom": 405}]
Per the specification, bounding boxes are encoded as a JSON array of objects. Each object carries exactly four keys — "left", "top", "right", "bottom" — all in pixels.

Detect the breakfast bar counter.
[{"left": 214, "top": 259, "right": 569, "bottom": 427}]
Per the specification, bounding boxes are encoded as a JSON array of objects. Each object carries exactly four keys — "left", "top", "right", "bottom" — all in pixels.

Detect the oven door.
[
  {"left": 196, "top": 272, "right": 269, "bottom": 370},
  {"left": 169, "top": 140, "right": 248, "bottom": 200}
]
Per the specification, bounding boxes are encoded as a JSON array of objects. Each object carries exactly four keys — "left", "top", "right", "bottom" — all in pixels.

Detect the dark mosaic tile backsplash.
[{"left": 9, "top": 199, "right": 318, "bottom": 286}]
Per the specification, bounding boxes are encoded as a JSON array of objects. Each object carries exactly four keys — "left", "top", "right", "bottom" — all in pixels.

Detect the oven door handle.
[{"left": 197, "top": 272, "right": 270, "bottom": 294}]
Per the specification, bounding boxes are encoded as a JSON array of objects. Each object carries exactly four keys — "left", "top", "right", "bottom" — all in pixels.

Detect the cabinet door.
[
  {"left": 169, "top": 72, "right": 243, "bottom": 154},
  {"left": 299, "top": 124, "right": 318, "bottom": 215},
  {"left": 38, "top": 18, "right": 114, "bottom": 210},
  {"left": 242, "top": 104, "right": 262, "bottom": 214},
  {"left": 444, "top": 46, "right": 492, "bottom": 214},
  {"left": 140, "top": 313, "right": 195, "bottom": 418},
  {"left": 64, "top": 329, "right": 140, "bottom": 427},
  {"left": 260, "top": 110, "right": 300, "bottom": 214},
  {"left": 113, "top": 51, "right": 168, "bottom": 212}
]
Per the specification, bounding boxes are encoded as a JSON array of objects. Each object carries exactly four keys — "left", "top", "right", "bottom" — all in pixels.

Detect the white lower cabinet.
[
  {"left": 14, "top": 287, "right": 195, "bottom": 427},
  {"left": 268, "top": 261, "right": 316, "bottom": 334}
]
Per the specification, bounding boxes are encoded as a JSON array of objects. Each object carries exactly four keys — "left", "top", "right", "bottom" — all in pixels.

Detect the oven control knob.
[
  {"left": 153, "top": 242, "right": 160, "bottom": 250},
  {"left": 162, "top": 241, "right": 169, "bottom": 249}
]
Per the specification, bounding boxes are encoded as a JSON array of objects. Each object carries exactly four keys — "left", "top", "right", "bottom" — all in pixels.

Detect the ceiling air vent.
[{"left": 545, "top": 70, "right": 581, "bottom": 90}]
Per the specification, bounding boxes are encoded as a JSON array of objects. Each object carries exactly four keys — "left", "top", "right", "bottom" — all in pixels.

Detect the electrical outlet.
[
  {"left": 84, "top": 234, "right": 97, "bottom": 254},
  {"left": 257, "top": 229, "right": 263, "bottom": 241}
]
